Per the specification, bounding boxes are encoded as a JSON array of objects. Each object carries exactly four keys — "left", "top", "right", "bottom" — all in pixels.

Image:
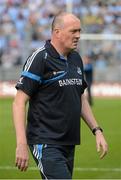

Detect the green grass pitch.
[{"left": 0, "top": 97, "right": 121, "bottom": 179}]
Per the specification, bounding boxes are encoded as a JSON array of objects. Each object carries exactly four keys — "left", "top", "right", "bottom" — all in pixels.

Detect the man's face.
[{"left": 59, "top": 19, "right": 81, "bottom": 51}]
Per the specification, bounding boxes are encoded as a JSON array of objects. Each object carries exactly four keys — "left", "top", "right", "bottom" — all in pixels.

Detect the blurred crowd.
[{"left": 0, "top": 0, "right": 121, "bottom": 68}]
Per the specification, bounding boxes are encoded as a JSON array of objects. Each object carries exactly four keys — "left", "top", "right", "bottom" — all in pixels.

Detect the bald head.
[
  {"left": 51, "top": 12, "right": 81, "bottom": 32},
  {"left": 51, "top": 12, "right": 81, "bottom": 55}
]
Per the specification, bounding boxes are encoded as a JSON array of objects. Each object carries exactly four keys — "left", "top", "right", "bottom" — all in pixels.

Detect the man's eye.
[
  {"left": 71, "top": 30, "right": 76, "bottom": 33},
  {"left": 71, "top": 30, "right": 81, "bottom": 33}
]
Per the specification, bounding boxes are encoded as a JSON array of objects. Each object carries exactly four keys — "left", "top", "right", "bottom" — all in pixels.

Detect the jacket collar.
[
  {"left": 45, "top": 40, "right": 60, "bottom": 59},
  {"left": 45, "top": 40, "right": 73, "bottom": 60}
]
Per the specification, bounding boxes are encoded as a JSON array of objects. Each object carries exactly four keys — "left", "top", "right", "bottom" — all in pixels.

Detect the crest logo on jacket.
[{"left": 77, "top": 67, "right": 82, "bottom": 75}]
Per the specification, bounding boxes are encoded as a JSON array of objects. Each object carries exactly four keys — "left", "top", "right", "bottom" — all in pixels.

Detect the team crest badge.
[{"left": 77, "top": 67, "right": 82, "bottom": 75}]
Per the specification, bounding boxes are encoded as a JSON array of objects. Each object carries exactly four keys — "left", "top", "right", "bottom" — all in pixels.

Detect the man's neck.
[{"left": 50, "top": 40, "right": 69, "bottom": 59}]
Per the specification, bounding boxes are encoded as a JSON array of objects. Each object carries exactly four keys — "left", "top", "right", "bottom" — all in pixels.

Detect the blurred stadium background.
[{"left": 0, "top": 0, "right": 121, "bottom": 179}]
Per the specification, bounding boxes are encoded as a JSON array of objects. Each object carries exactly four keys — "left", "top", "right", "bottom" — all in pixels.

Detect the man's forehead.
[
  {"left": 52, "top": 13, "right": 81, "bottom": 31},
  {"left": 63, "top": 14, "right": 80, "bottom": 23},
  {"left": 63, "top": 18, "right": 81, "bottom": 29},
  {"left": 64, "top": 18, "right": 81, "bottom": 29}
]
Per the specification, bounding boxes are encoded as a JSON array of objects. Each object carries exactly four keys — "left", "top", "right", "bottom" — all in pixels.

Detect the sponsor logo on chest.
[{"left": 59, "top": 78, "right": 82, "bottom": 87}]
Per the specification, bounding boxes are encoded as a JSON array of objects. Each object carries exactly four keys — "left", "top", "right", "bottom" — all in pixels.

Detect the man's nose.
[{"left": 75, "top": 31, "right": 80, "bottom": 39}]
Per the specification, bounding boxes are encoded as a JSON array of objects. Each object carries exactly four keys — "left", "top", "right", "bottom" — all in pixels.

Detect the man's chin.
[
  {"left": 71, "top": 45, "right": 77, "bottom": 50},
  {"left": 67, "top": 46, "right": 77, "bottom": 52}
]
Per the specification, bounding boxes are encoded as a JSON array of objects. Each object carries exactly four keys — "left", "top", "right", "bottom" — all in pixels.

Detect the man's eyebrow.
[{"left": 71, "top": 28, "right": 82, "bottom": 32}]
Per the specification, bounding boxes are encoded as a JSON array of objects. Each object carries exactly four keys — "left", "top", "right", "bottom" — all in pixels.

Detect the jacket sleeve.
[{"left": 16, "top": 51, "right": 44, "bottom": 97}]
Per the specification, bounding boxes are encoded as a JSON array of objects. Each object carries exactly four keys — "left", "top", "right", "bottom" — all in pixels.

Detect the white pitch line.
[
  {"left": 0, "top": 166, "right": 121, "bottom": 172},
  {"left": 75, "top": 167, "right": 121, "bottom": 172}
]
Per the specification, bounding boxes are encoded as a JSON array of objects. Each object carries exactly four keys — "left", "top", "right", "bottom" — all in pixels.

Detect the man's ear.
[{"left": 54, "top": 28, "right": 61, "bottom": 38}]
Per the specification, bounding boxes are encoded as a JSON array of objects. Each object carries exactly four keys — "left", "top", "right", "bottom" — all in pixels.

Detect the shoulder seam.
[{"left": 24, "top": 45, "right": 45, "bottom": 71}]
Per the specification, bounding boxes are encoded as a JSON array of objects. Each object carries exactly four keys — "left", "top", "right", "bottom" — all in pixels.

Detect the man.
[{"left": 13, "top": 12, "right": 108, "bottom": 179}]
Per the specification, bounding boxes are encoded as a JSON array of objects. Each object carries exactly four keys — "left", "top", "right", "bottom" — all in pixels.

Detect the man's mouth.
[
  {"left": 73, "top": 39, "right": 79, "bottom": 43},
  {"left": 73, "top": 41, "right": 78, "bottom": 45}
]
